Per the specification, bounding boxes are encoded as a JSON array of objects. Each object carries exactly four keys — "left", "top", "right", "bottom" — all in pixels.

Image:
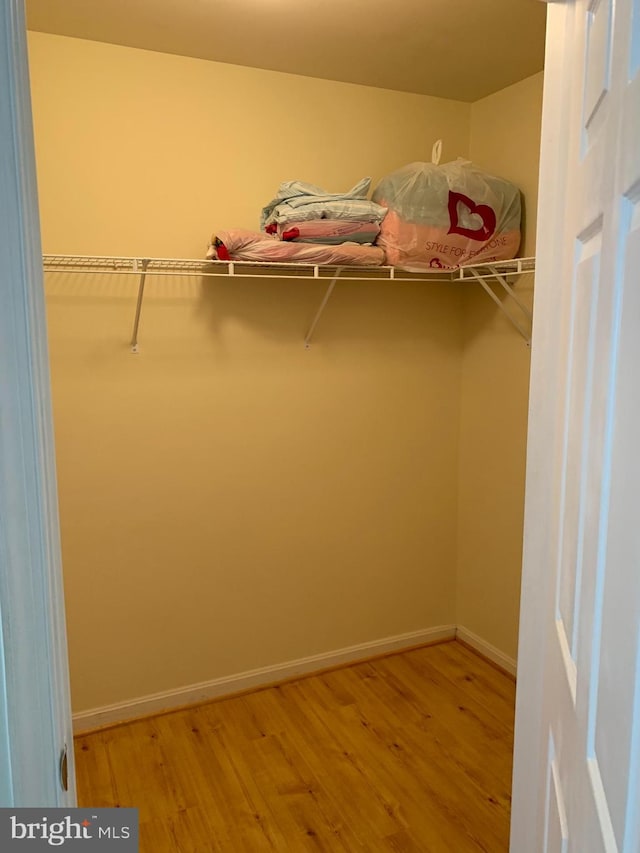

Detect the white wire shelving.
[{"left": 42, "top": 254, "right": 535, "bottom": 351}]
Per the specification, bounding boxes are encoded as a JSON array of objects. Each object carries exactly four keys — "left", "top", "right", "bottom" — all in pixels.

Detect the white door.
[
  {"left": 0, "top": 0, "right": 75, "bottom": 805},
  {"left": 512, "top": 0, "right": 640, "bottom": 850}
]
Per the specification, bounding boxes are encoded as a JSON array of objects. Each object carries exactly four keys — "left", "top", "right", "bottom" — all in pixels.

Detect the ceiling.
[{"left": 26, "top": 0, "right": 547, "bottom": 103}]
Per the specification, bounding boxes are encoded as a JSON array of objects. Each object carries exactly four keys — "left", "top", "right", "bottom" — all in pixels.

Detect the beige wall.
[
  {"left": 29, "top": 33, "right": 469, "bottom": 712},
  {"left": 28, "top": 32, "right": 470, "bottom": 258},
  {"left": 457, "top": 72, "right": 544, "bottom": 659}
]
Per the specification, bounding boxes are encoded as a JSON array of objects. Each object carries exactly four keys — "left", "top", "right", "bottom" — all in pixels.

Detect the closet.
[{"left": 25, "top": 15, "right": 545, "bottom": 729}]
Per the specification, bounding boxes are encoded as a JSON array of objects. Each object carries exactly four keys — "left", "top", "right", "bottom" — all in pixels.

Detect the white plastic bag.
[{"left": 372, "top": 159, "right": 521, "bottom": 270}]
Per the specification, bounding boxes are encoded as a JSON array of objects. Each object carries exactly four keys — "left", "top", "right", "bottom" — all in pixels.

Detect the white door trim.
[{"left": 0, "top": 0, "right": 75, "bottom": 806}]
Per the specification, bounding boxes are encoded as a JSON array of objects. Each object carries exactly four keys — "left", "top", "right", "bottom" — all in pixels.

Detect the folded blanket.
[
  {"left": 261, "top": 178, "right": 387, "bottom": 230},
  {"left": 207, "top": 229, "right": 385, "bottom": 266},
  {"left": 275, "top": 220, "right": 381, "bottom": 245}
]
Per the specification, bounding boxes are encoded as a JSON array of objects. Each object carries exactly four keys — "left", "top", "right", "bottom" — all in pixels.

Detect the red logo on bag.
[{"left": 447, "top": 191, "right": 497, "bottom": 242}]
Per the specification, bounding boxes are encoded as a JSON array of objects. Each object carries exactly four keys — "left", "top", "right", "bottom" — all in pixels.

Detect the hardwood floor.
[{"left": 75, "top": 640, "right": 516, "bottom": 852}]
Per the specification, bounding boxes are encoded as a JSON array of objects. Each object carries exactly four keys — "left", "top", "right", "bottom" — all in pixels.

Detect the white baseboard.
[
  {"left": 72, "top": 624, "right": 457, "bottom": 733},
  {"left": 456, "top": 625, "right": 517, "bottom": 676}
]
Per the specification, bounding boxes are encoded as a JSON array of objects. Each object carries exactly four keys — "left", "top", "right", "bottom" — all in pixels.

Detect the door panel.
[
  {"left": 556, "top": 226, "right": 601, "bottom": 661},
  {"left": 512, "top": 0, "right": 640, "bottom": 849},
  {"left": 632, "top": 5, "right": 640, "bottom": 77},
  {"left": 593, "top": 194, "right": 640, "bottom": 848},
  {"left": 583, "top": 0, "right": 612, "bottom": 132},
  {"left": 546, "top": 738, "right": 569, "bottom": 853}
]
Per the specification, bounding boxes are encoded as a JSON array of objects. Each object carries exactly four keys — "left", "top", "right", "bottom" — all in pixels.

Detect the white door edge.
[{"left": 0, "top": 0, "right": 75, "bottom": 806}]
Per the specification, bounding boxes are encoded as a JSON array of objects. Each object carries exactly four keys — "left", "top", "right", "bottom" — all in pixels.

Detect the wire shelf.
[
  {"left": 43, "top": 254, "right": 535, "bottom": 281},
  {"left": 42, "top": 254, "right": 536, "bottom": 349}
]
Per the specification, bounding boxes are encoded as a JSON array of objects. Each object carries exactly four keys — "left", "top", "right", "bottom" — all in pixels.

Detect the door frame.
[{"left": 0, "top": 0, "right": 75, "bottom": 806}]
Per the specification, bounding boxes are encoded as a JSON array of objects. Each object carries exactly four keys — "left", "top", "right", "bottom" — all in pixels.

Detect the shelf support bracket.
[
  {"left": 130, "top": 258, "right": 150, "bottom": 353},
  {"left": 304, "top": 268, "right": 343, "bottom": 349},
  {"left": 468, "top": 268, "right": 532, "bottom": 345},
  {"left": 487, "top": 266, "right": 533, "bottom": 322}
]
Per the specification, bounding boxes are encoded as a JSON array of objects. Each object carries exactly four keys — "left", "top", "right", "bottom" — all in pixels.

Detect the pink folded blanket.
[
  {"left": 267, "top": 220, "right": 381, "bottom": 245},
  {"left": 207, "top": 229, "right": 385, "bottom": 266}
]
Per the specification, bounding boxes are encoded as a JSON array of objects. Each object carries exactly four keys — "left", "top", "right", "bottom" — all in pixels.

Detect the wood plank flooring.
[{"left": 74, "top": 640, "right": 516, "bottom": 852}]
